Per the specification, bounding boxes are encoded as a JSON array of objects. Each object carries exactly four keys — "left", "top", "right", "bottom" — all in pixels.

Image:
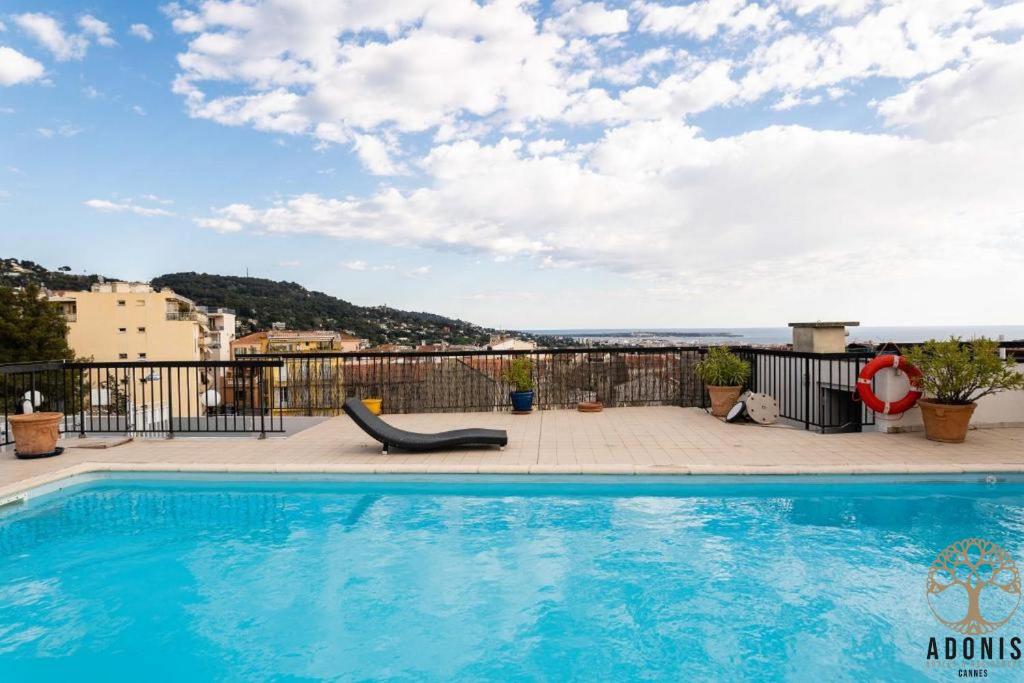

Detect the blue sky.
[{"left": 2, "top": 1, "right": 1023, "bottom": 329}]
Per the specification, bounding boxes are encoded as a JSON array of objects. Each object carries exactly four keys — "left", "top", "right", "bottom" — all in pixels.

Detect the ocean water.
[
  {"left": 531, "top": 325, "right": 1024, "bottom": 346},
  {"left": 2, "top": 475, "right": 1024, "bottom": 681}
]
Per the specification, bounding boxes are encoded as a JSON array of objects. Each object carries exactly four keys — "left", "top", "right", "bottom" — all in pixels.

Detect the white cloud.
[
  {"left": 12, "top": 12, "right": 116, "bottom": 62},
  {"left": 13, "top": 13, "right": 89, "bottom": 61},
  {"left": 132, "top": 105, "right": 147, "bottom": 116},
  {"left": 142, "top": 194, "right": 173, "bottom": 205},
  {"left": 876, "top": 38, "right": 1024, "bottom": 143},
  {"left": 196, "top": 217, "right": 243, "bottom": 232},
  {"left": 565, "top": 59, "right": 740, "bottom": 124},
  {"left": 78, "top": 15, "right": 115, "bottom": 48},
  {"left": 130, "top": 23, "right": 154, "bottom": 41},
  {"left": 278, "top": 260, "right": 301, "bottom": 267},
  {"left": 781, "top": 0, "right": 873, "bottom": 18},
  {"left": 771, "top": 92, "right": 823, "bottom": 110},
  {"left": 161, "top": 0, "right": 1024, "bottom": 324},
  {"left": 0, "top": 46, "right": 45, "bottom": 86},
  {"left": 526, "top": 138, "right": 568, "bottom": 156},
  {"left": 597, "top": 47, "right": 677, "bottom": 86},
  {"left": 37, "top": 123, "right": 82, "bottom": 138},
  {"left": 343, "top": 260, "right": 395, "bottom": 272},
  {"left": 353, "top": 134, "right": 405, "bottom": 175},
  {"left": 83, "top": 198, "right": 175, "bottom": 217},
  {"left": 738, "top": 1, "right": 984, "bottom": 102},
  {"left": 195, "top": 105, "right": 1024, "bottom": 322},
  {"left": 546, "top": 2, "right": 630, "bottom": 36},
  {"left": 168, "top": 0, "right": 572, "bottom": 141},
  {"left": 635, "top": 0, "right": 784, "bottom": 40}
]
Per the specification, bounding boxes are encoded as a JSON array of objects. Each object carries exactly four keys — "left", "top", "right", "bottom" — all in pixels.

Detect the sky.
[{"left": 1, "top": 0, "right": 1023, "bottom": 330}]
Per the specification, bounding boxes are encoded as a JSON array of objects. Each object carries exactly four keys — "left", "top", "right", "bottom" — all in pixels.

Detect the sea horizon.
[{"left": 525, "top": 325, "right": 1024, "bottom": 345}]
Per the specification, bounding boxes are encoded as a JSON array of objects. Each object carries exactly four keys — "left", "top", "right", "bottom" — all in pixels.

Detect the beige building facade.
[{"left": 50, "top": 282, "right": 208, "bottom": 362}]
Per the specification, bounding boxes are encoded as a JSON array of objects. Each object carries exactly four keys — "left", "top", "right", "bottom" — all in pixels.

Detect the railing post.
[
  {"left": 166, "top": 365, "right": 174, "bottom": 439},
  {"left": 259, "top": 366, "right": 267, "bottom": 439},
  {"left": 77, "top": 366, "right": 86, "bottom": 438},
  {"left": 803, "top": 356, "right": 811, "bottom": 431}
]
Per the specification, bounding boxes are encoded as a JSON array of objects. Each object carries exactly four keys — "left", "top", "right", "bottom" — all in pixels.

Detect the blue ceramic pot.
[{"left": 510, "top": 390, "right": 534, "bottom": 412}]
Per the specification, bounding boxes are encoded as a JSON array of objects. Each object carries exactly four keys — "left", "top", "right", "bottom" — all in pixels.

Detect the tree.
[
  {"left": 0, "top": 284, "right": 75, "bottom": 363},
  {"left": 927, "top": 538, "right": 1021, "bottom": 634}
]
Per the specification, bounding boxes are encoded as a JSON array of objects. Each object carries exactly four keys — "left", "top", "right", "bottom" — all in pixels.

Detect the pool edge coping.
[{"left": 6, "top": 460, "right": 1024, "bottom": 503}]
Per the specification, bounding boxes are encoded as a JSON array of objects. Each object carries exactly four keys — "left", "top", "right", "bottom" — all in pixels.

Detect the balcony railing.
[
  {"left": 1, "top": 359, "right": 285, "bottom": 444},
  {"left": 13, "top": 343, "right": 1018, "bottom": 440},
  {"left": 166, "top": 310, "right": 198, "bottom": 321},
  {"left": 244, "top": 346, "right": 881, "bottom": 432}
]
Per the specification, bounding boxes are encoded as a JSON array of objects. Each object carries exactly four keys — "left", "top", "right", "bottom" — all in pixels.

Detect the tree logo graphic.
[{"left": 927, "top": 538, "right": 1021, "bottom": 634}]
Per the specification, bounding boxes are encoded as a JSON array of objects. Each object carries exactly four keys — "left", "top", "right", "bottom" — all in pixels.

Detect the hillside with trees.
[{"left": 1, "top": 258, "right": 570, "bottom": 347}]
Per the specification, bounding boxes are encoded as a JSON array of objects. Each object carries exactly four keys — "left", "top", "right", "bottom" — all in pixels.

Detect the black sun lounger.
[{"left": 343, "top": 398, "right": 508, "bottom": 454}]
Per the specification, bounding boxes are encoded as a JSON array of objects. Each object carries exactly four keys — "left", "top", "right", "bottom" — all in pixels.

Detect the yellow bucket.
[{"left": 361, "top": 398, "right": 383, "bottom": 415}]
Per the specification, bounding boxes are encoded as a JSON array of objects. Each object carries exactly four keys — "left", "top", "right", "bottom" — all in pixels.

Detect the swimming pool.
[{"left": 2, "top": 473, "right": 1023, "bottom": 680}]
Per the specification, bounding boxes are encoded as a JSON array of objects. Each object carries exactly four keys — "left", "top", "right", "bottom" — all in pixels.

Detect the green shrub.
[
  {"left": 502, "top": 357, "right": 534, "bottom": 392},
  {"left": 695, "top": 346, "right": 751, "bottom": 387},
  {"left": 903, "top": 337, "right": 1024, "bottom": 404}
]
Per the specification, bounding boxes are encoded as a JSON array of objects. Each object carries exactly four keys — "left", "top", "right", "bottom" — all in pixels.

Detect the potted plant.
[
  {"left": 696, "top": 346, "right": 751, "bottom": 417},
  {"left": 9, "top": 409, "right": 64, "bottom": 459},
  {"left": 502, "top": 357, "right": 535, "bottom": 412},
  {"left": 904, "top": 337, "right": 1024, "bottom": 443}
]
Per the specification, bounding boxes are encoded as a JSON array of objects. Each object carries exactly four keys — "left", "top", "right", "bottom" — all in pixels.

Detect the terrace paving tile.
[{"left": 4, "top": 406, "right": 1024, "bottom": 496}]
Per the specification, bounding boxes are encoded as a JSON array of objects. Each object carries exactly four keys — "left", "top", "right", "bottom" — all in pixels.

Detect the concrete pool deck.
[{"left": 4, "top": 406, "right": 1024, "bottom": 498}]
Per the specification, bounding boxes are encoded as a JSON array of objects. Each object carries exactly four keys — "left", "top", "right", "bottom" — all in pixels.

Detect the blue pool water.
[{"left": 2, "top": 474, "right": 1024, "bottom": 681}]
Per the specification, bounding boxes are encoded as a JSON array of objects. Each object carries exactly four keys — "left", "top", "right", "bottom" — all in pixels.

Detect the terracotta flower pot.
[
  {"left": 707, "top": 386, "right": 742, "bottom": 418},
  {"left": 9, "top": 412, "right": 64, "bottom": 458},
  {"left": 918, "top": 400, "right": 976, "bottom": 443}
]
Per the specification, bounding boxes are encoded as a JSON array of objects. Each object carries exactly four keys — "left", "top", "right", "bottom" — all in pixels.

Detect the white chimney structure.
[{"left": 788, "top": 321, "right": 859, "bottom": 353}]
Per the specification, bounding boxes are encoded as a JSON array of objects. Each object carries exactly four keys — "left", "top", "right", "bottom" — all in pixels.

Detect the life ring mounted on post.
[{"left": 856, "top": 354, "right": 923, "bottom": 415}]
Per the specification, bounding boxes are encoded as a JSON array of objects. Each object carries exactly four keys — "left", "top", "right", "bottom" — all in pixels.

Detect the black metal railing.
[
  {"left": 736, "top": 349, "right": 876, "bottom": 433},
  {"left": 2, "top": 359, "right": 284, "bottom": 445},
  {"left": 0, "top": 361, "right": 69, "bottom": 446},
  {"left": 243, "top": 347, "right": 879, "bottom": 432}
]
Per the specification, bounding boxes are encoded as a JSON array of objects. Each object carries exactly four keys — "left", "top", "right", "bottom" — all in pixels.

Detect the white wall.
[{"left": 871, "top": 362, "right": 1024, "bottom": 432}]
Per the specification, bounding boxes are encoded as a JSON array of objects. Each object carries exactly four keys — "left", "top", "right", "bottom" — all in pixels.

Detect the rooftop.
[
  {"left": 4, "top": 407, "right": 1024, "bottom": 499},
  {"left": 232, "top": 329, "right": 346, "bottom": 344}
]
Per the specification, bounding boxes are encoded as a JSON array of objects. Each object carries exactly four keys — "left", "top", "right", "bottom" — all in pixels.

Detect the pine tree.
[{"left": 0, "top": 284, "right": 75, "bottom": 363}]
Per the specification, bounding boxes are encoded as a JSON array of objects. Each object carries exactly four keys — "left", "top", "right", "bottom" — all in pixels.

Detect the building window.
[
  {"left": 138, "top": 353, "right": 147, "bottom": 359},
  {"left": 137, "top": 327, "right": 146, "bottom": 333},
  {"left": 118, "top": 327, "right": 127, "bottom": 334},
  {"left": 117, "top": 299, "right": 126, "bottom": 307},
  {"left": 118, "top": 353, "right": 128, "bottom": 359},
  {"left": 136, "top": 299, "right": 146, "bottom": 306}
]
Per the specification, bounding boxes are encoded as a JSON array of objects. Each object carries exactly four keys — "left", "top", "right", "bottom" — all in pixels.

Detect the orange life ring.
[{"left": 856, "top": 354, "right": 923, "bottom": 415}]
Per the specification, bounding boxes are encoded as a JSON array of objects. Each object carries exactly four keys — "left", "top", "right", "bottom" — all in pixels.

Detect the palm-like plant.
[
  {"left": 904, "top": 337, "right": 1024, "bottom": 404},
  {"left": 695, "top": 346, "right": 751, "bottom": 387}
]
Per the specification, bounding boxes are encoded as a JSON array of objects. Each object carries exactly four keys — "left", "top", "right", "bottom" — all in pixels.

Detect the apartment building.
[
  {"left": 488, "top": 335, "right": 538, "bottom": 351},
  {"left": 229, "top": 330, "right": 369, "bottom": 414},
  {"left": 49, "top": 282, "right": 208, "bottom": 361},
  {"left": 230, "top": 330, "right": 367, "bottom": 356},
  {"left": 199, "top": 306, "right": 237, "bottom": 362}
]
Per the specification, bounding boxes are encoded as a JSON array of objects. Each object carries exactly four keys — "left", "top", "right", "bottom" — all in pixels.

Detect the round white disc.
[{"left": 744, "top": 392, "right": 779, "bottom": 425}]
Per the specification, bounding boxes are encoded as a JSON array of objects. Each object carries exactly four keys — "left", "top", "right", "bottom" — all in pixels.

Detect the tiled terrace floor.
[{"left": 4, "top": 406, "right": 1024, "bottom": 497}]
